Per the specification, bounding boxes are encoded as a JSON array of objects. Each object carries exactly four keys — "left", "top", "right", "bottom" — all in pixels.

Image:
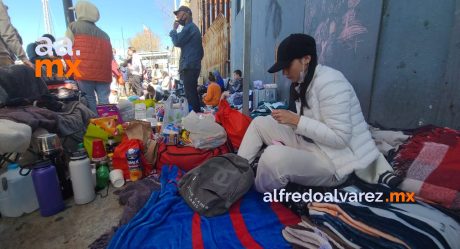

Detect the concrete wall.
[
  {"left": 231, "top": 0, "right": 460, "bottom": 129},
  {"left": 369, "top": 0, "right": 458, "bottom": 129},
  {"left": 232, "top": 0, "right": 306, "bottom": 104},
  {"left": 230, "top": 0, "right": 244, "bottom": 79}
]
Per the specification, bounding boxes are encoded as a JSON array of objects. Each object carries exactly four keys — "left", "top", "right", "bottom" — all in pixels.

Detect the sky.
[{"left": 4, "top": 0, "right": 180, "bottom": 55}]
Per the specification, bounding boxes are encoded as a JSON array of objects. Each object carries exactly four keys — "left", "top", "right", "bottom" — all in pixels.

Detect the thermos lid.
[
  {"left": 71, "top": 149, "right": 88, "bottom": 160},
  {"left": 33, "top": 160, "right": 52, "bottom": 169}
]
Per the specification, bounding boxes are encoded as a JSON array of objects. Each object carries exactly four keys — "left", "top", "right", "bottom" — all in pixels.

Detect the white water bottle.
[{"left": 69, "top": 149, "right": 95, "bottom": 205}]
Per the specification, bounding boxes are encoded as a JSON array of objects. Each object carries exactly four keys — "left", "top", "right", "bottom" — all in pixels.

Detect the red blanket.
[{"left": 393, "top": 126, "right": 460, "bottom": 209}]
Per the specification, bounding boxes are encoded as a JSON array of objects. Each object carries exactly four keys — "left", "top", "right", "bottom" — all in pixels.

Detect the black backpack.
[{"left": 178, "top": 153, "right": 254, "bottom": 217}]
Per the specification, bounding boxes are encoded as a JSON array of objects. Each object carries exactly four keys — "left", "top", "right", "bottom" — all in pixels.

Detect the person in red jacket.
[
  {"left": 110, "top": 51, "right": 124, "bottom": 103},
  {"left": 66, "top": 0, "right": 112, "bottom": 113}
]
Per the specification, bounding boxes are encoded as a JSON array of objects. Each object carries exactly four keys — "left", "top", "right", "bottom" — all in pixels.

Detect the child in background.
[
  {"left": 145, "top": 84, "right": 164, "bottom": 101},
  {"left": 202, "top": 72, "right": 222, "bottom": 107}
]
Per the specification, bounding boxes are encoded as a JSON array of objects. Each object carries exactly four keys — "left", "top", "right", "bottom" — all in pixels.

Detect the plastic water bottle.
[
  {"left": 0, "top": 163, "right": 39, "bottom": 217},
  {"left": 69, "top": 149, "right": 95, "bottom": 205},
  {"left": 117, "top": 100, "right": 135, "bottom": 122},
  {"left": 146, "top": 107, "right": 155, "bottom": 118},
  {"left": 32, "top": 160, "right": 65, "bottom": 217}
]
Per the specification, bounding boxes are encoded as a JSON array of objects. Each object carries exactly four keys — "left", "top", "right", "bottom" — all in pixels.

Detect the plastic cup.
[
  {"left": 109, "top": 169, "right": 125, "bottom": 188},
  {"left": 92, "top": 139, "right": 107, "bottom": 161}
]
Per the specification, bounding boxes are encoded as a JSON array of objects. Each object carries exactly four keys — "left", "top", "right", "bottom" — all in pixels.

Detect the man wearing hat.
[{"left": 170, "top": 5, "right": 204, "bottom": 113}]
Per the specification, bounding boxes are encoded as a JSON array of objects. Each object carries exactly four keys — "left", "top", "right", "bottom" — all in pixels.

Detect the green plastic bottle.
[{"left": 96, "top": 161, "right": 109, "bottom": 189}]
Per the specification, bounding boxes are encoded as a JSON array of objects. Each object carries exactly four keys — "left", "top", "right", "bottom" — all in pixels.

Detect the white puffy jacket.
[{"left": 294, "top": 64, "right": 379, "bottom": 179}]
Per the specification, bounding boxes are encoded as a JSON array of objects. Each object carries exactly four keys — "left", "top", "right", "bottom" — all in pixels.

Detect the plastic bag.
[
  {"left": 182, "top": 111, "right": 227, "bottom": 149},
  {"left": 163, "top": 94, "right": 189, "bottom": 124},
  {"left": 215, "top": 100, "right": 252, "bottom": 149},
  {"left": 84, "top": 121, "right": 123, "bottom": 159},
  {"left": 89, "top": 115, "right": 119, "bottom": 135},
  {"left": 84, "top": 123, "right": 110, "bottom": 159}
]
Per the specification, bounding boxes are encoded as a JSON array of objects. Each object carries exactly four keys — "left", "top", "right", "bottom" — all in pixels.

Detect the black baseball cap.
[
  {"left": 174, "top": 6, "right": 192, "bottom": 16},
  {"left": 268, "top": 34, "right": 317, "bottom": 73}
]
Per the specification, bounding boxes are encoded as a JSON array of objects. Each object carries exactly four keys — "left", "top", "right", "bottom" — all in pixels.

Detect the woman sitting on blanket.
[{"left": 238, "top": 34, "right": 381, "bottom": 192}]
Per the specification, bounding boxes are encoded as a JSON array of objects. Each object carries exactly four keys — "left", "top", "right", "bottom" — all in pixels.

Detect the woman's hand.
[{"left": 271, "top": 109, "right": 300, "bottom": 126}]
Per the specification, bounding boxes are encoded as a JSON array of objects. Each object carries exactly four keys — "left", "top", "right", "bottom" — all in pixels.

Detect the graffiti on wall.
[{"left": 304, "top": 0, "right": 367, "bottom": 63}]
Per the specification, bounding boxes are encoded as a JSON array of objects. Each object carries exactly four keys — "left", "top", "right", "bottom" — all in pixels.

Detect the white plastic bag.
[
  {"left": 182, "top": 111, "right": 227, "bottom": 149},
  {"left": 163, "top": 94, "right": 189, "bottom": 125}
]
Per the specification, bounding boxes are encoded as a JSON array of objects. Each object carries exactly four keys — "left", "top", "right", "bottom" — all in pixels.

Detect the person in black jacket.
[{"left": 170, "top": 5, "right": 204, "bottom": 112}]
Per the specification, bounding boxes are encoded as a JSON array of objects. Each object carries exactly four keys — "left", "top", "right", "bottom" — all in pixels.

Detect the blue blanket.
[{"left": 108, "top": 165, "right": 299, "bottom": 249}]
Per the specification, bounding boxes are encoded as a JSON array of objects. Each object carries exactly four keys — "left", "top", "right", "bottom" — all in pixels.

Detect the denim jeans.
[
  {"left": 181, "top": 69, "right": 201, "bottom": 113},
  {"left": 77, "top": 80, "right": 110, "bottom": 113}
]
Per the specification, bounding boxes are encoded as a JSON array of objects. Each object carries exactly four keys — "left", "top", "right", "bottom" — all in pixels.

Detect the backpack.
[{"left": 178, "top": 153, "right": 254, "bottom": 217}]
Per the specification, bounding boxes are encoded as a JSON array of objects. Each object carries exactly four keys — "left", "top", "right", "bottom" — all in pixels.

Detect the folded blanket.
[
  {"left": 393, "top": 126, "right": 460, "bottom": 209},
  {"left": 0, "top": 106, "right": 57, "bottom": 132},
  {"left": 307, "top": 185, "right": 460, "bottom": 249}
]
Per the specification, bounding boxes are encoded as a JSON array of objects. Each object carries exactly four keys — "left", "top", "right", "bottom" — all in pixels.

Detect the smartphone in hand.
[{"left": 264, "top": 103, "right": 274, "bottom": 112}]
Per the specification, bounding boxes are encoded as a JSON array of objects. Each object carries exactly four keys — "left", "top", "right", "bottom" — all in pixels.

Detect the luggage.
[{"left": 155, "top": 142, "right": 231, "bottom": 172}]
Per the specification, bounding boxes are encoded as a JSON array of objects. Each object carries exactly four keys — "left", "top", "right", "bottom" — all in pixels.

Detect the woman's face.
[{"left": 282, "top": 56, "right": 311, "bottom": 83}]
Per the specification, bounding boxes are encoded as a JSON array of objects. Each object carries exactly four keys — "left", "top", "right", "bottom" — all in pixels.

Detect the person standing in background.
[
  {"left": 124, "top": 47, "right": 144, "bottom": 96},
  {"left": 0, "top": 1, "right": 33, "bottom": 67},
  {"left": 170, "top": 5, "right": 204, "bottom": 112},
  {"left": 65, "top": 0, "right": 112, "bottom": 113},
  {"left": 110, "top": 49, "right": 124, "bottom": 103}
]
